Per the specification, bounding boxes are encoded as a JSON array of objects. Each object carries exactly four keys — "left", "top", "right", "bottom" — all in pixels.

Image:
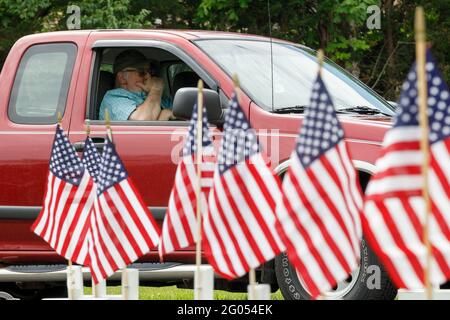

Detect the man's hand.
[
  {"left": 158, "top": 108, "right": 176, "bottom": 121},
  {"left": 137, "top": 75, "right": 164, "bottom": 94}
]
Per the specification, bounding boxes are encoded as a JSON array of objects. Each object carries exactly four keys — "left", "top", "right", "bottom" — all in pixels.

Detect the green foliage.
[
  {"left": 0, "top": 0, "right": 448, "bottom": 101},
  {"left": 0, "top": 0, "right": 52, "bottom": 20},
  {"left": 77, "top": 0, "right": 152, "bottom": 29},
  {"left": 83, "top": 285, "right": 285, "bottom": 300},
  {"left": 195, "top": 0, "right": 378, "bottom": 70}
]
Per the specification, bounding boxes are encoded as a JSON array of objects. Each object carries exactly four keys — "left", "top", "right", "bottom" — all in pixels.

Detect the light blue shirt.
[{"left": 99, "top": 88, "right": 172, "bottom": 121}]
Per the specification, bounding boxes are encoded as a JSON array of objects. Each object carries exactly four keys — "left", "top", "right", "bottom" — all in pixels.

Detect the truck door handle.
[{"left": 73, "top": 137, "right": 105, "bottom": 154}]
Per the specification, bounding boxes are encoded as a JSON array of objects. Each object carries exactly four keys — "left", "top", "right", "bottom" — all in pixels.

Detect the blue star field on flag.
[
  {"left": 97, "top": 137, "right": 128, "bottom": 195},
  {"left": 49, "top": 125, "right": 85, "bottom": 186},
  {"left": 81, "top": 137, "right": 102, "bottom": 184},
  {"left": 296, "top": 75, "right": 345, "bottom": 167},
  {"left": 218, "top": 94, "right": 260, "bottom": 174}
]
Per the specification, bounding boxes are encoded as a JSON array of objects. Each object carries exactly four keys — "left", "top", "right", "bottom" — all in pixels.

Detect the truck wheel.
[{"left": 274, "top": 238, "right": 397, "bottom": 300}]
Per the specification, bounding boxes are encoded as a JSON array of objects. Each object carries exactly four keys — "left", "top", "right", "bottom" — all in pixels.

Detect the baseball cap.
[{"left": 113, "top": 49, "right": 149, "bottom": 75}]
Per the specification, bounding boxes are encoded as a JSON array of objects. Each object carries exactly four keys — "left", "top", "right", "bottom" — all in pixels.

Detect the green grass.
[{"left": 84, "top": 286, "right": 284, "bottom": 300}]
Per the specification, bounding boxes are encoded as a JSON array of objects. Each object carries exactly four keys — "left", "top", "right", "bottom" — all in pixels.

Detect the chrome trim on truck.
[
  {"left": 0, "top": 264, "right": 216, "bottom": 282},
  {"left": 274, "top": 159, "right": 375, "bottom": 176}
]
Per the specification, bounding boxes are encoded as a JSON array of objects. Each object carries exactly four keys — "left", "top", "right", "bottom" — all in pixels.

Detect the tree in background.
[
  {"left": 194, "top": 0, "right": 449, "bottom": 100},
  {"left": 0, "top": 0, "right": 143, "bottom": 64},
  {"left": 0, "top": 0, "right": 448, "bottom": 101}
]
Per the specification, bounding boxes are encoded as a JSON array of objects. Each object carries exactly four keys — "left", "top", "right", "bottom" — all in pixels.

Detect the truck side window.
[
  {"left": 167, "top": 63, "right": 199, "bottom": 97},
  {"left": 8, "top": 43, "right": 77, "bottom": 124},
  {"left": 92, "top": 47, "right": 209, "bottom": 123}
]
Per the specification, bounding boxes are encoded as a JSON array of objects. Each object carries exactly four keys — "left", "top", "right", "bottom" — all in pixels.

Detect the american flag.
[
  {"left": 159, "top": 103, "right": 215, "bottom": 258},
  {"left": 202, "top": 92, "right": 285, "bottom": 279},
  {"left": 32, "top": 125, "right": 96, "bottom": 265},
  {"left": 275, "top": 74, "right": 363, "bottom": 298},
  {"left": 363, "top": 49, "right": 450, "bottom": 288},
  {"left": 68, "top": 137, "right": 104, "bottom": 266},
  {"left": 88, "top": 137, "right": 161, "bottom": 284}
]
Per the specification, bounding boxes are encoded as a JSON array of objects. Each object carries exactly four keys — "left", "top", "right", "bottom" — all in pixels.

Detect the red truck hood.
[{"left": 250, "top": 103, "right": 393, "bottom": 145}]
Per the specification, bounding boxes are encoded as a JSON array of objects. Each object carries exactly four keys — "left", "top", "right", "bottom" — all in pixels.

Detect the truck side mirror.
[{"left": 172, "top": 88, "right": 224, "bottom": 125}]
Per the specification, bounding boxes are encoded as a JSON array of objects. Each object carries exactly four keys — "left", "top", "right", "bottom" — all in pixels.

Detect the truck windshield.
[{"left": 195, "top": 39, "right": 394, "bottom": 116}]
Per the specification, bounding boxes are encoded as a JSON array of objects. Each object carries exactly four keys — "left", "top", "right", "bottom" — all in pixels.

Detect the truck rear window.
[{"left": 8, "top": 43, "right": 77, "bottom": 124}]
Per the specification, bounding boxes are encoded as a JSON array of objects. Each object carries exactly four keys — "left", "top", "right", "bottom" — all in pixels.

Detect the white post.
[
  {"left": 398, "top": 288, "right": 450, "bottom": 300},
  {"left": 92, "top": 279, "right": 107, "bottom": 298},
  {"left": 67, "top": 265, "right": 83, "bottom": 300},
  {"left": 247, "top": 268, "right": 270, "bottom": 300},
  {"left": 194, "top": 265, "right": 214, "bottom": 300},
  {"left": 121, "top": 268, "right": 139, "bottom": 300},
  {"left": 247, "top": 283, "right": 271, "bottom": 300}
]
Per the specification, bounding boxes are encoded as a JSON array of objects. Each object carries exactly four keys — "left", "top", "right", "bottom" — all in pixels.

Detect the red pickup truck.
[{"left": 0, "top": 29, "right": 399, "bottom": 300}]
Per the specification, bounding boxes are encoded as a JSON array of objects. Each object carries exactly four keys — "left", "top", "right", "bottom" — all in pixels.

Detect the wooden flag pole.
[
  {"left": 58, "top": 112, "right": 79, "bottom": 299},
  {"left": 316, "top": 51, "right": 326, "bottom": 300},
  {"left": 249, "top": 268, "right": 256, "bottom": 287},
  {"left": 194, "top": 80, "right": 204, "bottom": 300},
  {"left": 103, "top": 111, "right": 137, "bottom": 299},
  {"left": 232, "top": 74, "right": 264, "bottom": 299},
  {"left": 57, "top": 112, "right": 62, "bottom": 126},
  {"left": 317, "top": 49, "right": 324, "bottom": 76},
  {"left": 415, "top": 6, "right": 433, "bottom": 300},
  {"left": 232, "top": 74, "right": 242, "bottom": 113},
  {"left": 86, "top": 119, "right": 91, "bottom": 137},
  {"left": 104, "top": 109, "right": 113, "bottom": 142},
  {"left": 105, "top": 109, "right": 130, "bottom": 298},
  {"left": 67, "top": 258, "right": 73, "bottom": 299},
  {"left": 84, "top": 119, "right": 107, "bottom": 298}
]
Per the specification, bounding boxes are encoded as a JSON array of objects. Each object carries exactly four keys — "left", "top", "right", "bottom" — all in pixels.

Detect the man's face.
[{"left": 118, "top": 68, "right": 149, "bottom": 93}]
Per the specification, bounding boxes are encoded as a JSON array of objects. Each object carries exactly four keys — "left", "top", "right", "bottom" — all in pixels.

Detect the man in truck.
[{"left": 99, "top": 49, "right": 174, "bottom": 121}]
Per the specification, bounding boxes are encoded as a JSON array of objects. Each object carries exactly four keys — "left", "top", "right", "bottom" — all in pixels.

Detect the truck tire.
[
  {"left": 274, "top": 238, "right": 397, "bottom": 300},
  {"left": 0, "top": 283, "right": 66, "bottom": 300}
]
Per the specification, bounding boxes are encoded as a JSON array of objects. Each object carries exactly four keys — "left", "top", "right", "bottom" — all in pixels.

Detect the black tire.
[
  {"left": 274, "top": 238, "right": 397, "bottom": 300},
  {"left": 0, "top": 291, "right": 18, "bottom": 300},
  {"left": 0, "top": 283, "right": 67, "bottom": 300}
]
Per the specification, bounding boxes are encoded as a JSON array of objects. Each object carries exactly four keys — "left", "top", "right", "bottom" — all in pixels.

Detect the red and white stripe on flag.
[
  {"left": 159, "top": 145, "right": 215, "bottom": 258},
  {"left": 32, "top": 125, "right": 96, "bottom": 266},
  {"left": 32, "top": 171, "right": 95, "bottom": 265},
  {"left": 203, "top": 153, "right": 285, "bottom": 279},
  {"left": 276, "top": 141, "right": 363, "bottom": 298},
  {"left": 202, "top": 92, "right": 285, "bottom": 280},
  {"left": 72, "top": 136, "right": 105, "bottom": 267},
  {"left": 88, "top": 138, "right": 160, "bottom": 284},
  {"left": 275, "top": 75, "right": 363, "bottom": 298},
  {"left": 363, "top": 127, "right": 450, "bottom": 288},
  {"left": 201, "top": 148, "right": 215, "bottom": 192},
  {"left": 362, "top": 50, "right": 450, "bottom": 289}
]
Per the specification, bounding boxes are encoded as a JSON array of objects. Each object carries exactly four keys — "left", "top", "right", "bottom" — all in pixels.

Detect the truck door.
[
  {"left": 0, "top": 34, "right": 88, "bottom": 261},
  {"left": 68, "top": 35, "right": 221, "bottom": 262}
]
